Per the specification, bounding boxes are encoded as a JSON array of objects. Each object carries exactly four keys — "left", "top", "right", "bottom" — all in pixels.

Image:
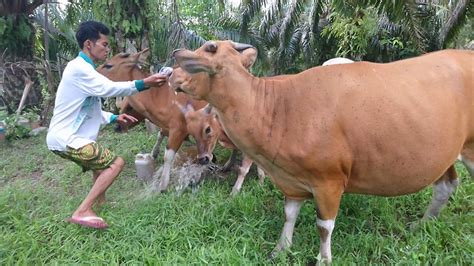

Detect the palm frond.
[
  {"left": 439, "top": 0, "right": 473, "bottom": 48},
  {"left": 239, "top": 0, "right": 268, "bottom": 37},
  {"left": 276, "top": 0, "right": 308, "bottom": 65}
]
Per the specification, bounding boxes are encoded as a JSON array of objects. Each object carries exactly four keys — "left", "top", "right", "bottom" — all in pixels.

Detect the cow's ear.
[
  {"left": 241, "top": 48, "right": 257, "bottom": 69},
  {"left": 173, "top": 49, "right": 216, "bottom": 74},
  {"left": 138, "top": 48, "right": 150, "bottom": 62}
]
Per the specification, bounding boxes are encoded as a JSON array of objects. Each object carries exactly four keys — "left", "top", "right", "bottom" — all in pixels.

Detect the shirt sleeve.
[
  {"left": 75, "top": 65, "right": 143, "bottom": 97},
  {"left": 101, "top": 110, "right": 115, "bottom": 125}
]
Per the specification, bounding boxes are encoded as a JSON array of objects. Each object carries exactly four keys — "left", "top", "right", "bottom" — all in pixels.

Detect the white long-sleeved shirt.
[{"left": 46, "top": 52, "right": 142, "bottom": 151}]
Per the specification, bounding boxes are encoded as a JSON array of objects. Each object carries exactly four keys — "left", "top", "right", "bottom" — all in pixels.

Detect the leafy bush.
[{"left": 0, "top": 110, "right": 31, "bottom": 140}]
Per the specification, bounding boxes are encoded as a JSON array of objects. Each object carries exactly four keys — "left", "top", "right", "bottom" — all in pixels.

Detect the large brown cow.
[
  {"left": 169, "top": 41, "right": 474, "bottom": 262},
  {"left": 96, "top": 49, "right": 207, "bottom": 192}
]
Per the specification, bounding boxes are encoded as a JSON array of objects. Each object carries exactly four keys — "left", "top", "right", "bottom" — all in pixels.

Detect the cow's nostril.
[{"left": 198, "top": 156, "right": 210, "bottom": 165}]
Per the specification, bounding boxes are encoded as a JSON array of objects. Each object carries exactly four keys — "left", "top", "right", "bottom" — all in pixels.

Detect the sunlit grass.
[{"left": 1, "top": 125, "right": 472, "bottom": 264}]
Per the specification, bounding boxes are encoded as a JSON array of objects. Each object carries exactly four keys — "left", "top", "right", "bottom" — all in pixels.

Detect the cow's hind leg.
[
  {"left": 422, "top": 165, "right": 459, "bottom": 220},
  {"left": 257, "top": 166, "right": 266, "bottom": 184},
  {"left": 459, "top": 147, "right": 474, "bottom": 179},
  {"left": 270, "top": 198, "right": 303, "bottom": 259}
]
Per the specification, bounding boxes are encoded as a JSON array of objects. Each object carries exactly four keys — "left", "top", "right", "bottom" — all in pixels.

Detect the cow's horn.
[
  {"left": 231, "top": 42, "right": 254, "bottom": 52},
  {"left": 205, "top": 41, "right": 218, "bottom": 52},
  {"left": 172, "top": 49, "right": 183, "bottom": 58}
]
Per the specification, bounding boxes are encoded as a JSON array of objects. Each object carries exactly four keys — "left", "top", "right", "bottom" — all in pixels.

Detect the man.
[{"left": 46, "top": 21, "right": 167, "bottom": 229}]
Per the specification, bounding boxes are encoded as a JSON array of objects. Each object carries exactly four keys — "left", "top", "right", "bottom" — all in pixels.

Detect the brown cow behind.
[
  {"left": 97, "top": 49, "right": 207, "bottom": 192},
  {"left": 170, "top": 40, "right": 474, "bottom": 262}
]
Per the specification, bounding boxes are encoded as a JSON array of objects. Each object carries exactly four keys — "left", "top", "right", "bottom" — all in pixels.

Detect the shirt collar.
[{"left": 78, "top": 51, "right": 96, "bottom": 68}]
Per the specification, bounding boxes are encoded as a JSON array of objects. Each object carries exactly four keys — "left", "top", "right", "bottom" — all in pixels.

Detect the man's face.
[{"left": 86, "top": 33, "right": 110, "bottom": 62}]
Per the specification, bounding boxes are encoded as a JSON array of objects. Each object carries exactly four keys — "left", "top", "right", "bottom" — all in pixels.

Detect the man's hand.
[
  {"left": 143, "top": 73, "right": 168, "bottom": 87},
  {"left": 116, "top": 113, "right": 139, "bottom": 128}
]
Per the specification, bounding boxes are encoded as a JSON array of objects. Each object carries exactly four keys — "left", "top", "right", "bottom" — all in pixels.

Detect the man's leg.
[
  {"left": 92, "top": 170, "right": 106, "bottom": 207},
  {"left": 72, "top": 157, "right": 124, "bottom": 219}
]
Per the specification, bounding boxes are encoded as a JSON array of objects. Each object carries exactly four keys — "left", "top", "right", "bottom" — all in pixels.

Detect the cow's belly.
[
  {"left": 345, "top": 148, "right": 459, "bottom": 196},
  {"left": 255, "top": 159, "right": 314, "bottom": 199}
]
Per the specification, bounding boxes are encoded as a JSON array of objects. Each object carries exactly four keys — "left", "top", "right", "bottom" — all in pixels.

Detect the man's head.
[{"left": 76, "top": 21, "right": 111, "bottom": 62}]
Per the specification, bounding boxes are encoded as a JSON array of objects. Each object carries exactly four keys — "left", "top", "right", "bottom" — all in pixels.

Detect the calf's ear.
[
  {"left": 173, "top": 49, "right": 216, "bottom": 74},
  {"left": 241, "top": 48, "right": 257, "bottom": 69}
]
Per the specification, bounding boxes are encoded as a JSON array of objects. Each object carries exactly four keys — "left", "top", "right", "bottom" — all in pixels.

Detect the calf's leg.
[
  {"left": 230, "top": 155, "right": 253, "bottom": 196},
  {"left": 221, "top": 149, "right": 238, "bottom": 172}
]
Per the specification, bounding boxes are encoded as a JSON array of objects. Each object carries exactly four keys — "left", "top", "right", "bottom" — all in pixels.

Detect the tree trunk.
[{"left": 438, "top": 0, "right": 469, "bottom": 48}]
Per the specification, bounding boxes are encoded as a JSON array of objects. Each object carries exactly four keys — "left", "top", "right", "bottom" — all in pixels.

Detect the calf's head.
[{"left": 178, "top": 102, "right": 221, "bottom": 165}]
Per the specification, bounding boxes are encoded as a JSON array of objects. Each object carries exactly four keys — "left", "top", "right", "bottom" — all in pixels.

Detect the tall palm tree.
[{"left": 225, "top": 0, "right": 472, "bottom": 74}]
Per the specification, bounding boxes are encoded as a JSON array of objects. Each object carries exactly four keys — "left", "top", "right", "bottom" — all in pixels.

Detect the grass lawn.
[{"left": 1, "top": 125, "right": 473, "bottom": 264}]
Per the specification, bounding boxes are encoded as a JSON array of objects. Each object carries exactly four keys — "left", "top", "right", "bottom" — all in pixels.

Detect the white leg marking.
[
  {"left": 158, "top": 149, "right": 176, "bottom": 192},
  {"left": 317, "top": 218, "right": 335, "bottom": 263},
  {"left": 271, "top": 198, "right": 303, "bottom": 258},
  {"left": 423, "top": 179, "right": 459, "bottom": 219},
  {"left": 257, "top": 166, "right": 265, "bottom": 184}
]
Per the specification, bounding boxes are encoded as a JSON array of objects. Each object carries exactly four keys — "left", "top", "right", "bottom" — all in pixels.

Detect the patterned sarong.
[{"left": 52, "top": 142, "right": 117, "bottom": 172}]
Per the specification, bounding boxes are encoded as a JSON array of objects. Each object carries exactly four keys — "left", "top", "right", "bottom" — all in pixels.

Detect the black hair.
[{"left": 75, "top": 21, "right": 110, "bottom": 49}]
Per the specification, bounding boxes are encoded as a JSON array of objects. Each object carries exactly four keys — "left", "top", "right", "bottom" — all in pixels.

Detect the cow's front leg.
[
  {"left": 270, "top": 198, "right": 303, "bottom": 258},
  {"left": 151, "top": 130, "right": 165, "bottom": 159},
  {"left": 313, "top": 180, "right": 344, "bottom": 264},
  {"left": 157, "top": 130, "right": 186, "bottom": 192}
]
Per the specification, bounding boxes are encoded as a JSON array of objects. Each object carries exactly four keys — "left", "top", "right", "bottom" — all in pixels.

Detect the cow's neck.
[{"left": 208, "top": 75, "right": 285, "bottom": 162}]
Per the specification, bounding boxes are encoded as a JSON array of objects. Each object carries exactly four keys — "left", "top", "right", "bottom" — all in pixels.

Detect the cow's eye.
[
  {"left": 103, "top": 64, "right": 113, "bottom": 69},
  {"left": 205, "top": 126, "right": 211, "bottom": 135}
]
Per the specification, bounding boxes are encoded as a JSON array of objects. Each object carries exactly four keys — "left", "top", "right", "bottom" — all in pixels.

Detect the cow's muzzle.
[{"left": 198, "top": 154, "right": 212, "bottom": 165}]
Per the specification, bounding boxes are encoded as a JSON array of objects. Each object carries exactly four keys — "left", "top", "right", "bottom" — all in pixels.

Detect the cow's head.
[
  {"left": 97, "top": 48, "right": 150, "bottom": 81},
  {"left": 177, "top": 102, "right": 220, "bottom": 165},
  {"left": 169, "top": 41, "right": 257, "bottom": 99}
]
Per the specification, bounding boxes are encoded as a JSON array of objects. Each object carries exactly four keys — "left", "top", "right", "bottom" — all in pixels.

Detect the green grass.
[{"left": 1, "top": 125, "right": 473, "bottom": 264}]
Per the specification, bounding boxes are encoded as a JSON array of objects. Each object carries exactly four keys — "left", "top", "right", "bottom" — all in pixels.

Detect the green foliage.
[
  {"left": 322, "top": 7, "right": 378, "bottom": 59},
  {"left": 0, "top": 15, "right": 34, "bottom": 59},
  {"left": 0, "top": 112, "right": 31, "bottom": 140}
]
